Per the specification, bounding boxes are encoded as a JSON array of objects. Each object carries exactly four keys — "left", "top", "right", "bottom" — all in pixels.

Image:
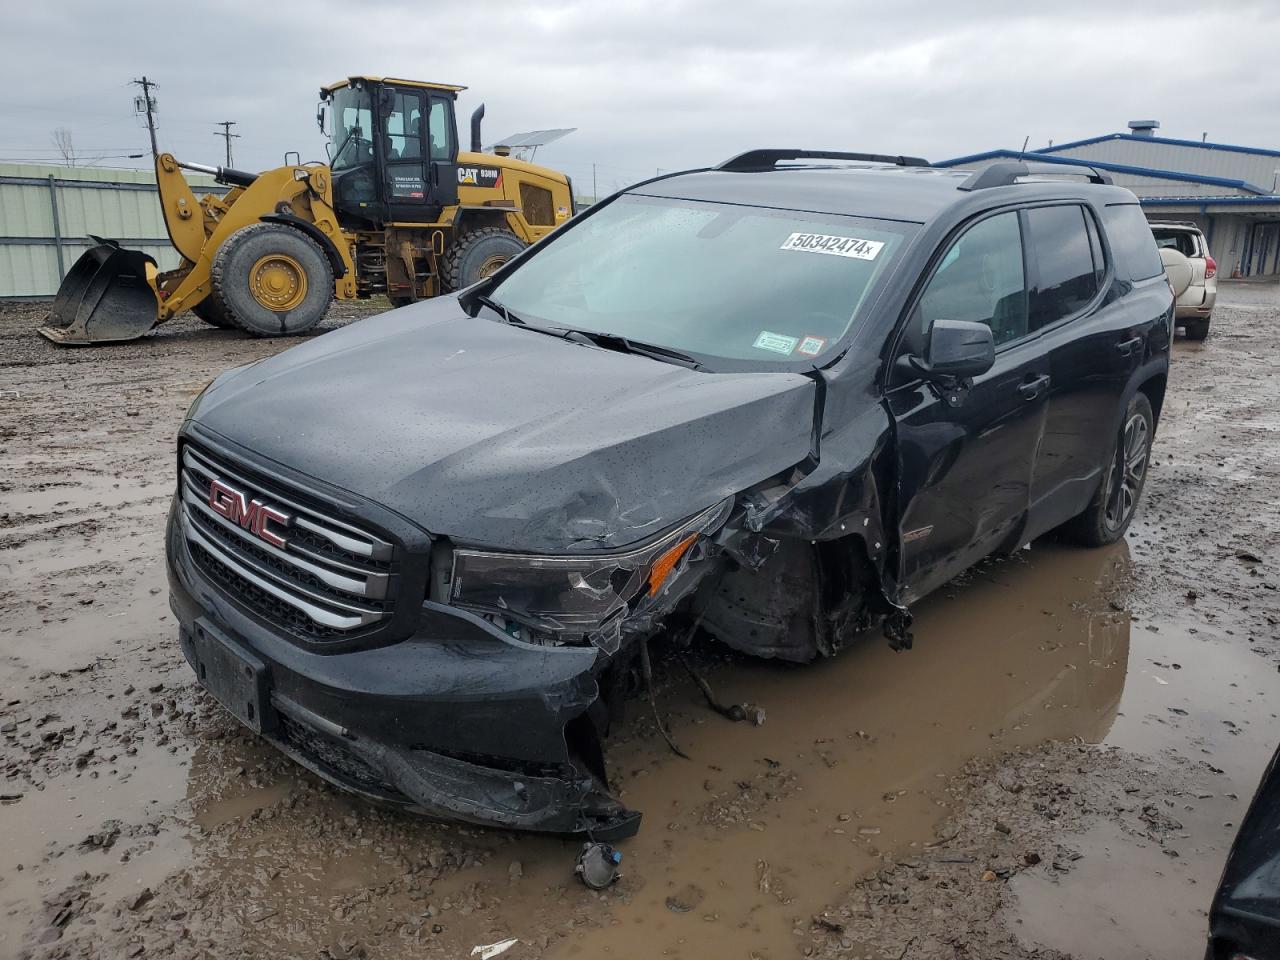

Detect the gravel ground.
[{"left": 2, "top": 284, "right": 1278, "bottom": 960}]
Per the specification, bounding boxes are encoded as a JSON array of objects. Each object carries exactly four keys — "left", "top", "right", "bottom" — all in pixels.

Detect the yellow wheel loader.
[{"left": 39, "top": 77, "right": 575, "bottom": 345}]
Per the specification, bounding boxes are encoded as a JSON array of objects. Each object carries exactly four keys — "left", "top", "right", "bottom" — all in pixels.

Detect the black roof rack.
[
  {"left": 715, "top": 149, "right": 930, "bottom": 172},
  {"left": 958, "top": 160, "right": 1114, "bottom": 191}
]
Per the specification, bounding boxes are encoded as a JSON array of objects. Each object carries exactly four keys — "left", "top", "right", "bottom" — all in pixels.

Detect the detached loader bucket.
[{"left": 38, "top": 239, "right": 161, "bottom": 345}]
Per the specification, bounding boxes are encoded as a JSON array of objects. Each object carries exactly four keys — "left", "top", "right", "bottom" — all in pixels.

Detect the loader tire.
[
  {"left": 441, "top": 227, "right": 524, "bottom": 292},
  {"left": 191, "top": 297, "right": 234, "bottom": 329},
  {"left": 212, "top": 223, "right": 333, "bottom": 337}
]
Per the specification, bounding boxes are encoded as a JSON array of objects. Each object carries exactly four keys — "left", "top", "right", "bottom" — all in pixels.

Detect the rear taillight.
[{"left": 1205, "top": 254, "right": 1217, "bottom": 279}]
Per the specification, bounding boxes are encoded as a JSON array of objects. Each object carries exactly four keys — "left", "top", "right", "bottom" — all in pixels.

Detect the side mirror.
[
  {"left": 919, "top": 319, "right": 995, "bottom": 379},
  {"left": 316, "top": 102, "right": 328, "bottom": 135}
]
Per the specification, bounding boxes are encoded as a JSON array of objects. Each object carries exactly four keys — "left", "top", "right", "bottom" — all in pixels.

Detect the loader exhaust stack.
[
  {"left": 470, "top": 104, "right": 485, "bottom": 153},
  {"left": 38, "top": 238, "right": 161, "bottom": 345}
]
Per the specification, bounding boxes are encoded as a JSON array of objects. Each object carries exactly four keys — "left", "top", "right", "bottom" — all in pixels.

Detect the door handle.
[
  {"left": 1115, "top": 335, "right": 1143, "bottom": 357},
  {"left": 1018, "top": 374, "right": 1051, "bottom": 400}
]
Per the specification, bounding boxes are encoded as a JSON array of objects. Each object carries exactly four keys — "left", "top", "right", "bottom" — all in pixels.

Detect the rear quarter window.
[
  {"left": 1025, "top": 204, "right": 1099, "bottom": 327},
  {"left": 1102, "top": 204, "right": 1165, "bottom": 281}
]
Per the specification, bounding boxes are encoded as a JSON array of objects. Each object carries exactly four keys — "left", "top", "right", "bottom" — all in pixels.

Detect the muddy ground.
[{"left": 2, "top": 285, "right": 1278, "bottom": 960}]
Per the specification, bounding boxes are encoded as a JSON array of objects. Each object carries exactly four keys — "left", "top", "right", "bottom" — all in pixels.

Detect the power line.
[{"left": 214, "top": 120, "right": 240, "bottom": 167}]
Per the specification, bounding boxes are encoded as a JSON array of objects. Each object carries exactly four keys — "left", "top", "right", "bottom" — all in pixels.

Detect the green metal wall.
[{"left": 0, "top": 163, "right": 224, "bottom": 298}]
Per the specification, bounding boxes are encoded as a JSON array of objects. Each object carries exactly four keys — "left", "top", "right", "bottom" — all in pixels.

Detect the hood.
[{"left": 189, "top": 299, "right": 816, "bottom": 552}]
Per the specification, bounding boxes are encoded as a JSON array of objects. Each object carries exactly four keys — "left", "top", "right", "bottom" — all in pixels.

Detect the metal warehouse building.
[
  {"left": 0, "top": 163, "right": 223, "bottom": 298},
  {"left": 936, "top": 121, "right": 1280, "bottom": 279}
]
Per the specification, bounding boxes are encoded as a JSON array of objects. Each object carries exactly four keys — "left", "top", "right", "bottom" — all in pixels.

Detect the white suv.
[{"left": 1151, "top": 222, "right": 1216, "bottom": 340}]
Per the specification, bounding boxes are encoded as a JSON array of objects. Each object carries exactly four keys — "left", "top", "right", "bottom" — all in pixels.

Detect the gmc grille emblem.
[{"left": 208, "top": 478, "right": 290, "bottom": 548}]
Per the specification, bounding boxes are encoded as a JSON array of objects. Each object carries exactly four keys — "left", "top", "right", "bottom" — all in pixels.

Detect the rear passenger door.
[
  {"left": 889, "top": 209, "right": 1051, "bottom": 603},
  {"left": 1024, "top": 202, "right": 1143, "bottom": 538}
]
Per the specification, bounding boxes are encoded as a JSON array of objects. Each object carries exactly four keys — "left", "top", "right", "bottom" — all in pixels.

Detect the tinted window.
[
  {"left": 1103, "top": 204, "right": 1165, "bottom": 280},
  {"left": 1026, "top": 205, "right": 1098, "bottom": 327},
  {"left": 917, "top": 211, "right": 1027, "bottom": 346}
]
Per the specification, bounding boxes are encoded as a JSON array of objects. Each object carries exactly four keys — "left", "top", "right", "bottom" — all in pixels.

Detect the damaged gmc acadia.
[{"left": 167, "top": 149, "right": 1173, "bottom": 839}]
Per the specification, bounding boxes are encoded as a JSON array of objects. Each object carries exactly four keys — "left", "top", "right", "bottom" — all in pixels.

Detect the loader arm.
[
  {"left": 157, "top": 158, "right": 356, "bottom": 320},
  {"left": 155, "top": 154, "right": 208, "bottom": 263},
  {"left": 40, "top": 155, "right": 356, "bottom": 345}
]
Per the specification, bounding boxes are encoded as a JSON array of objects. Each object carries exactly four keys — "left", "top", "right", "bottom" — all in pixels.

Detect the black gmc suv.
[{"left": 167, "top": 149, "right": 1173, "bottom": 839}]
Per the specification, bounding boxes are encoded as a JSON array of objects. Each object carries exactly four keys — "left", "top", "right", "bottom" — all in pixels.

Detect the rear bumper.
[
  {"left": 1175, "top": 283, "right": 1216, "bottom": 317},
  {"left": 166, "top": 504, "right": 640, "bottom": 839}
]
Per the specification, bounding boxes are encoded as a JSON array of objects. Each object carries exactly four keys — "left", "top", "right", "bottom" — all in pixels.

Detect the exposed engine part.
[
  {"left": 574, "top": 841, "right": 622, "bottom": 890},
  {"left": 678, "top": 651, "right": 765, "bottom": 726}
]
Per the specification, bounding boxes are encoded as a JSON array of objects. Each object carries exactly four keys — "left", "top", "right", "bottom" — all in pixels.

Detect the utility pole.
[
  {"left": 592, "top": 163, "right": 597, "bottom": 202},
  {"left": 131, "top": 76, "right": 159, "bottom": 160},
  {"left": 215, "top": 120, "right": 240, "bottom": 167}
]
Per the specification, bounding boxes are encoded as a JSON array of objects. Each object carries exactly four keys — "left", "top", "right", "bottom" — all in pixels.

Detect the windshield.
[
  {"left": 328, "top": 86, "right": 374, "bottom": 172},
  {"left": 487, "top": 195, "right": 911, "bottom": 366}
]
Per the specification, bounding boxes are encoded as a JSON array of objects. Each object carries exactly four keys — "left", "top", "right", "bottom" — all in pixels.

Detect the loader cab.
[{"left": 321, "top": 77, "right": 462, "bottom": 228}]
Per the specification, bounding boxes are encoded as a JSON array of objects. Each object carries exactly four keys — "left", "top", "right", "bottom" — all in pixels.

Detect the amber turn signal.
[{"left": 646, "top": 534, "right": 698, "bottom": 596}]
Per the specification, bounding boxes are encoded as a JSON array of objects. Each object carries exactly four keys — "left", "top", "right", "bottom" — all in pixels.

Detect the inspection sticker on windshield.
[
  {"left": 796, "top": 335, "right": 827, "bottom": 357},
  {"left": 753, "top": 331, "right": 799, "bottom": 355},
  {"left": 780, "top": 233, "right": 884, "bottom": 260}
]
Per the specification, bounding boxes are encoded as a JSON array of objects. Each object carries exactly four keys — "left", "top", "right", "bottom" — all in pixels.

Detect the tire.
[
  {"left": 1060, "top": 392, "right": 1154, "bottom": 547},
  {"left": 1182, "top": 317, "right": 1210, "bottom": 341},
  {"left": 441, "top": 227, "right": 525, "bottom": 292},
  {"left": 211, "top": 223, "right": 333, "bottom": 337},
  {"left": 190, "top": 296, "right": 234, "bottom": 329}
]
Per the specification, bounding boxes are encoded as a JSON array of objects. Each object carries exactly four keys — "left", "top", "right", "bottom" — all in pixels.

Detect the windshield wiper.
[
  {"left": 475, "top": 300, "right": 703, "bottom": 370},
  {"left": 556, "top": 329, "right": 703, "bottom": 370},
  {"left": 473, "top": 293, "right": 519, "bottom": 324}
]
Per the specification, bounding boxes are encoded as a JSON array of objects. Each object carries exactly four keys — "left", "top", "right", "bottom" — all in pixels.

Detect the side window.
[
  {"left": 385, "top": 91, "right": 424, "bottom": 162},
  {"left": 1102, "top": 204, "right": 1165, "bottom": 281},
  {"left": 427, "top": 98, "right": 454, "bottom": 161},
  {"left": 918, "top": 211, "right": 1028, "bottom": 347},
  {"left": 1025, "top": 205, "right": 1099, "bottom": 328}
]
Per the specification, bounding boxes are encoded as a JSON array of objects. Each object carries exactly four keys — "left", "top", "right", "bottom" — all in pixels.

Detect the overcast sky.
[{"left": 3, "top": 0, "right": 1279, "bottom": 193}]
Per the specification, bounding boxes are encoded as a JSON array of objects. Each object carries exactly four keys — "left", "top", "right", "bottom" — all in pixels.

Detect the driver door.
[
  {"left": 886, "top": 209, "right": 1050, "bottom": 603},
  {"left": 383, "top": 89, "right": 431, "bottom": 221},
  {"left": 383, "top": 90, "right": 458, "bottom": 222}
]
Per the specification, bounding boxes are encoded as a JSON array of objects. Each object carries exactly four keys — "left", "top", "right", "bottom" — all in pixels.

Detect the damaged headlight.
[{"left": 450, "top": 498, "right": 732, "bottom": 652}]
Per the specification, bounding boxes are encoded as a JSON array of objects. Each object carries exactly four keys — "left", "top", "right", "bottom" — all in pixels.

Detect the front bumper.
[{"left": 166, "top": 506, "right": 640, "bottom": 839}]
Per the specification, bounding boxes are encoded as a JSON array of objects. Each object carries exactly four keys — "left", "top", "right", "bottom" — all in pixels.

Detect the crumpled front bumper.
[{"left": 166, "top": 508, "right": 640, "bottom": 839}]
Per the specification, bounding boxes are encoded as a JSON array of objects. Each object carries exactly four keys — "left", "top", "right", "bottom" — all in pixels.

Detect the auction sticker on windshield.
[
  {"left": 780, "top": 233, "right": 884, "bottom": 260},
  {"left": 753, "top": 331, "right": 799, "bottom": 355}
]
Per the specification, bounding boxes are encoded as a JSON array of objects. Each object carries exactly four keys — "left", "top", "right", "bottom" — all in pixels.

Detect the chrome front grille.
[{"left": 179, "top": 444, "right": 396, "bottom": 641}]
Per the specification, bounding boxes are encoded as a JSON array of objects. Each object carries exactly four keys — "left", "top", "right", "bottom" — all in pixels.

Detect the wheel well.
[
  {"left": 258, "top": 214, "right": 347, "bottom": 278},
  {"left": 1138, "top": 373, "right": 1167, "bottom": 425},
  {"left": 453, "top": 208, "right": 513, "bottom": 238}
]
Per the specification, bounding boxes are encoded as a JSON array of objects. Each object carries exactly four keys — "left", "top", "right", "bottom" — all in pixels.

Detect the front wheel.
[
  {"left": 190, "top": 297, "right": 234, "bottom": 329},
  {"left": 1060, "top": 393, "right": 1154, "bottom": 546},
  {"left": 211, "top": 223, "right": 334, "bottom": 337}
]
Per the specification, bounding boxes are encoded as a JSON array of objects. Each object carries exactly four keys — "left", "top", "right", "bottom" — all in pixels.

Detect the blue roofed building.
[{"left": 935, "top": 121, "right": 1280, "bottom": 278}]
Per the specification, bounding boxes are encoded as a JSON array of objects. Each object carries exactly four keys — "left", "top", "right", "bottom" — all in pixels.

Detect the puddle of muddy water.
[
  {"left": 1008, "top": 613, "right": 1280, "bottom": 960},
  {"left": 522, "top": 541, "right": 1134, "bottom": 960}
]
